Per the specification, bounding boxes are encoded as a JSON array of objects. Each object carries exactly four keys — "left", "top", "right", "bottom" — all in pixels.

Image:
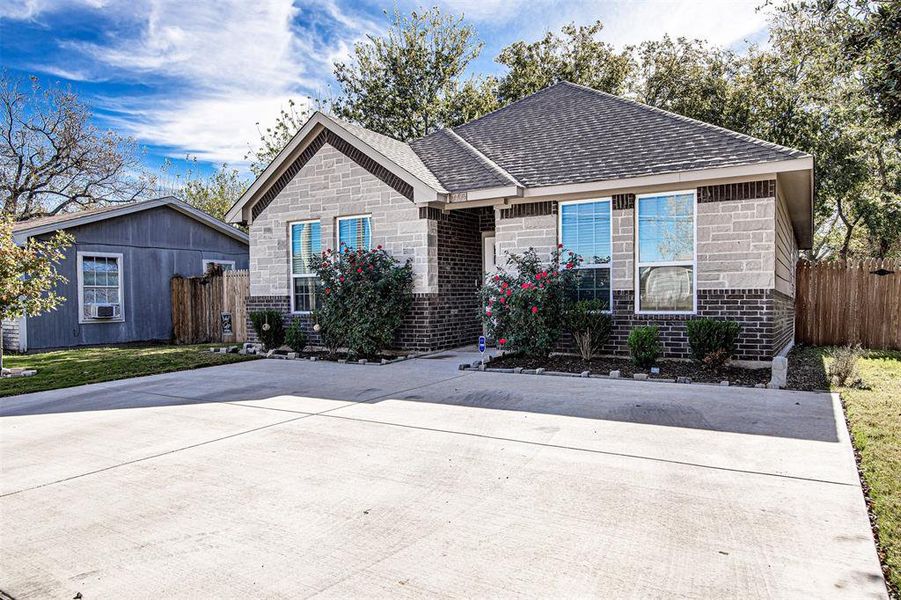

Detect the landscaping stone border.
[
  {"left": 458, "top": 360, "right": 774, "bottom": 389},
  {"left": 207, "top": 343, "right": 414, "bottom": 366}
]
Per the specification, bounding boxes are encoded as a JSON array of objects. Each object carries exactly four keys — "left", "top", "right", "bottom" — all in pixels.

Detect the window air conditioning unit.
[{"left": 89, "top": 303, "right": 119, "bottom": 319}]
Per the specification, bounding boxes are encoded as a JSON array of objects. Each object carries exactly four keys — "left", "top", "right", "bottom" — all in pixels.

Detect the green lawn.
[
  {"left": 790, "top": 346, "right": 901, "bottom": 595},
  {"left": 1, "top": 344, "right": 260, "bottom": 398}
]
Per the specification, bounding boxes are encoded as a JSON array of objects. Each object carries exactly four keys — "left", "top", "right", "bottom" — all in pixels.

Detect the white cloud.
[
  {"left": 597, "top": 0, "right": 770, "bottom": 49},
  {"left": 102, "top": 93, "right": 313, "bottom": 164},
  {"left": 0, "top": 0, "right": 108, "bottom": 20},
  {"left": 20, "top": 0, "right": 375, "bottom": 167}
]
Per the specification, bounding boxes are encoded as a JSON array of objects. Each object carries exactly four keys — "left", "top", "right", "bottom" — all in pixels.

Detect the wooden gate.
[
  {"left": 171, "top": 270, "right": 249, "bottom": 344},
  {"left": 795, "top": 259, "right": 901, "bottom": 350}
]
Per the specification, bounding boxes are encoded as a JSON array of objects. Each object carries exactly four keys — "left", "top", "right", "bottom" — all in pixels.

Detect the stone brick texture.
[
  {"left": 566, "top": 289, "right": 786, "bottom": 361},
  {"left": 247, "top": 145, "right": 794, "bottom": 359},
  {"left": 249, "top": 143, "right": 434, "bottom": 298}
]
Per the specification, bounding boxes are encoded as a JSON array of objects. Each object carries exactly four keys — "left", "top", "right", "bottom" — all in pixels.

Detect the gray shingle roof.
[
  {"left": 409, "top": 129, "right": 514, "bottom": 192},
  {"left": 418, "top": 81, "right": 809, "bottom": 190},
  {"left": 332, "top": 116, "right": 448, "bottom": 192}
]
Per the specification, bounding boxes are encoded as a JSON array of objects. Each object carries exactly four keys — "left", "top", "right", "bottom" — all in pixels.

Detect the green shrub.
[
  {"left": 686, "top": 318, "right": 741, "bottom": 369},
  {"left": 564, "top": 300, "right": 612, "bottom": 361},
  {"left": 285, "top": 318, "right": 308, "bottom": 353},
  {"left": 310, "top": 245, "right": 414, "bottom": 358},
  {"left": 628, "top": 325, "right": 661, "bottom": 368},
  {"left": 250, "top": 309, "right": 285, "bottom": 350},
  {"left": 478, "top": 246, "right": 582, "bottom": 358}
]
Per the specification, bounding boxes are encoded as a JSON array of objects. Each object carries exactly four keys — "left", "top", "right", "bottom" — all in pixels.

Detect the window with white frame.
[
  {"left": 78, "top": 252, "right": 124, "bottom": 322},
  {"left": 559, "top": 199, "right": 612, "bottom": 309},
  {"left": 636, "top": 191, "right": 696, "bottom": 313},
  {"left": 337, "top": 215, "right": 371, "bottom": 251},
  {"left": 290, "top": 220, "right": 322, "bottom": 313},
  {"left": 202, "top": 259, "right": 236, "bottom": 273}
]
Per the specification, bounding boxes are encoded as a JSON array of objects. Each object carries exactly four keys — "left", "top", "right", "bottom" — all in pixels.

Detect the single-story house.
[
  {"left": 225, "top": 82, "right": 813, "bottom": 362},
  {"left": 4, "top": 196, "right": 249, "bottom": 352}
]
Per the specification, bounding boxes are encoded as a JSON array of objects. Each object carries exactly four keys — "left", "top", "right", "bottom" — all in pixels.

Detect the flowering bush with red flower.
[
  {"left": 479, "top": 246, "right": 582, "bottom": 357},
  {"left": 310, "top": 244, "right": 413, "bottom": 357}
]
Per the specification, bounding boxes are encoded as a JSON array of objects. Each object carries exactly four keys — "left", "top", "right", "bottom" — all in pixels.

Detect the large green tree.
[
  {"left": 331, "top": 7, "right": 486, "bottom": 141},
  {"left": 495, "top": 21, "right": 632, "bottom": 103}
]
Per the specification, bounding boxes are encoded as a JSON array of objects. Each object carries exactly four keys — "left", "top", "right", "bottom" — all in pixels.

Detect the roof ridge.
[
  {"left": 449, "top": 82, "right": 569, "bottom": 134},
  {"left": 441, "top": 129, "right": 523, "bottom": 187},
  {"left": 558, "top": 81, "right": 810, "bottom": 159}
]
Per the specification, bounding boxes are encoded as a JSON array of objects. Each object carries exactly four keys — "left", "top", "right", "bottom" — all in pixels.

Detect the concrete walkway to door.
[{"left": 0, "top": 348, "right": 888, "bottom": 598}]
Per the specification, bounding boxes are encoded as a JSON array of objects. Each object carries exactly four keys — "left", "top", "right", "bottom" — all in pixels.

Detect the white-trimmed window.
[
  {"left": 290, "top": 220, "right": 322, "bottom": 313},
  {"left": 77, "top": 252, "right": 125, "bottom": 323},
  {"left": 559, "top": 199, "right": 612, "bottom": 309},
  {"left": 337, "top": 215, "right": 371, "bottom": 251},
  {"left": 635, "top": 191, "right": 696, "bottom": 313},
  {"left": 202, "top": 259, "right": 236, "bottom": 272}
]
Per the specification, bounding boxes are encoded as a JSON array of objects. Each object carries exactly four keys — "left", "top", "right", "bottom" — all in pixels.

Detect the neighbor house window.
[
  {"left": 290, "top": 220, "right": 322, "bottom": 313},
  {"left": 559, "top": 199, "right": 612, "bottom": 309},
  {"left": 77, "top": 252, "right": 124, "bottom": 323},
  {"left": 636, "top": 191, "right": 696, "bottom": 313},
  {"left": 337, "top": 215, "right": 371, "bottom": 251},
  {"left": 202, "top": 259, "right": 236, "bottom": 273}
]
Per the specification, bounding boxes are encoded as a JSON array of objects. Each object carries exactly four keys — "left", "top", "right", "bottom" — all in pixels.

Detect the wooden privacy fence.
[
  {"left": 795, "top": 259, "right": 901, "bottom": 350},
  {"left": 171, "top": 270, "right": 249, "bottom": 344}
]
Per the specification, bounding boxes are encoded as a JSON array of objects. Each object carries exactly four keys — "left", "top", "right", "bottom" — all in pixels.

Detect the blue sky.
[{"left": 0, "top": 0, "right": 772, "bottom": 180}]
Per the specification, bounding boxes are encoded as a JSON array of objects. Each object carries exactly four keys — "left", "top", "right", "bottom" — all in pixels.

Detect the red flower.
[
  {"left": 498, "top": 338, "right": 507, "bottom": 345},
  {"left": 325, "top": 287, "right": 331, "bottom": 294},
  {"left": 505, "top": 289, "right": 512, "bottom": 296},
  {"left": 377, "top": 244, "right": 383, "bottom": 250},
  {"left": 357, "top": 267, "right": 363, "bottom": 273},
  {"left": 499, "top": 297, "right": 506, "bottom": 304},
  {"left": 501, "top": 281, "right": 508, "bottom": 289},
  {"left": 339, "top": 276, "right": 345, "bottom": 282},
  {"left": 493, "top": 275, "right": 500, "bottom": 282},
  {"left": 521, "top": 282, "right": 530, "bottom": 289},
  {"left": 558, "top": 243, "right": 564, "bottom": 249},
  {"left": 531, "top": 306, "right": 538, "bottom": 314},
  {"left": 565, "top": 263, "right": 574, "bottom": 269},
  {"left": 486, "top": 310, "right": 492, "bottom": 317}
]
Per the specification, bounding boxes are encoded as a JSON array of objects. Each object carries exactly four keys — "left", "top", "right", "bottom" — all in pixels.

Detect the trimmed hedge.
[{"left": 686, "top": 318, "right": 741, "bottom": 369}]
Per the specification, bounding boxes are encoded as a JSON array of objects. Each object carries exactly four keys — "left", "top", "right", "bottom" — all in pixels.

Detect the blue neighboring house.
[{"left": 3, "top": 197, "right": 249, "bottom": 352}]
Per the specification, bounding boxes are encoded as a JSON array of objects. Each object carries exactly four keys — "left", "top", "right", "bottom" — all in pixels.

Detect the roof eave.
[
  {"left": 14, "top": 197, "right": 249, "bottom": 245},
  {"left": 225, "top": 112, "right": 445, "bottom": 224}
]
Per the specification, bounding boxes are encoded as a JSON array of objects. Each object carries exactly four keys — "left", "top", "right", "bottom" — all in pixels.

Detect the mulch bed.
[
  {"left": 271, "top": 349, "right": 408, "bottom": 363},
  {"left": 489, "top": 353, "right": 771, "bottom": 387},
  {"left": 785, "top": 345, "right": 832, "bottom": 391}
]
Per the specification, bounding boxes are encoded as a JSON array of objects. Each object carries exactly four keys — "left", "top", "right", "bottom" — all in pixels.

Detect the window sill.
[{"left": 79, "top": 318, "right": 125, "bottom": 325}]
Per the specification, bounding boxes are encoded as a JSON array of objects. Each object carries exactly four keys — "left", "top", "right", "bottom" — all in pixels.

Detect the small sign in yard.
[
  {"left": 478, "top": 335, "right": 486, "bottom": 353},
  {"left": 221, "top": 312, "right": 233, "bottom": 335}
]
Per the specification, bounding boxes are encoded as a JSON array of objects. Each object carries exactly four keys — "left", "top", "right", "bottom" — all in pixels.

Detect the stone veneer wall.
[
  {"left": 248, "top": 142, "right": 434, "bottom": 298},
  {"left": 493, "top": 180, "right": 792, "bottom": 361}
]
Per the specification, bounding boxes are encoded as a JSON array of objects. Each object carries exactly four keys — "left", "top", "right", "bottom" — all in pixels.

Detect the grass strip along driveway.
[
  {"left": 791, "top": 346, "right": 901, "bottom": 595},
  {"left": 1, "top": 345, "right": 259, "bottom": 398}
]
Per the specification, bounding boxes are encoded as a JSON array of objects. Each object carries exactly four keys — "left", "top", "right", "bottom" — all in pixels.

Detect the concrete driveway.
[{"left": 0, "top": 350, "right": 887, "bottom": 599}]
